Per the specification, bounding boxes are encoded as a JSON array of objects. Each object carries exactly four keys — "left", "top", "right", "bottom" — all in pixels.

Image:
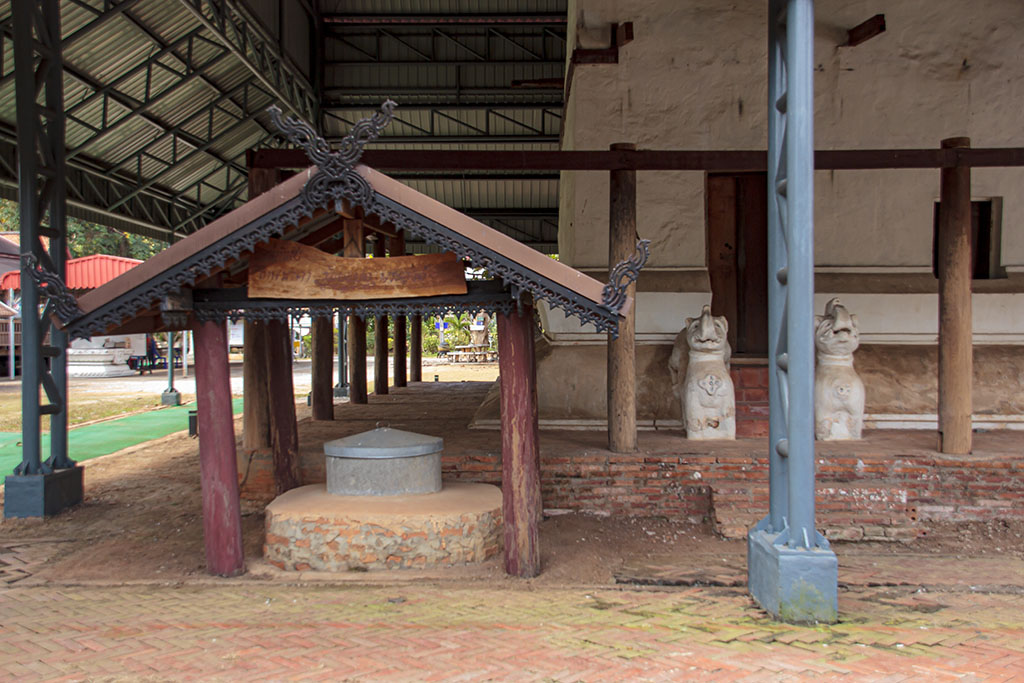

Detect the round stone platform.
[{"left": 264, "top": 482, "right": 502, "bottom": 571}]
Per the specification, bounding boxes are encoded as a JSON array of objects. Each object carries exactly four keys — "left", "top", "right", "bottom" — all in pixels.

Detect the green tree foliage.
[{"left": 0, "top": 199, "right": 166, "bottom": 260}]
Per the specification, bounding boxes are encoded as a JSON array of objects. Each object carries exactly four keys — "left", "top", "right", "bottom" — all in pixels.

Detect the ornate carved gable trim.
[{"left": 63, "top": 102, "right": 646, "bottom": 340}]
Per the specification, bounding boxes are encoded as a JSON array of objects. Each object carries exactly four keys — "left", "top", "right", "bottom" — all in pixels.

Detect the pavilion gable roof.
[{"left": 51, "top": 103, "right": 646, "bottom": 340}]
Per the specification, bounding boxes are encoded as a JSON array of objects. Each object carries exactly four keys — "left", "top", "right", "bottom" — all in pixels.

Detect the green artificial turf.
[{"left": 0, "top": 398, "right": 242, "bottom": 476}]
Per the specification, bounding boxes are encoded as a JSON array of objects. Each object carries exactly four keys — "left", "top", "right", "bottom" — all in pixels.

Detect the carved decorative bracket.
[
  {"left": 21, "top": 254, "right": 82, "bottom": 323},
  {"left": 602, "top": 239, "right": 651, "bottom": 312}
]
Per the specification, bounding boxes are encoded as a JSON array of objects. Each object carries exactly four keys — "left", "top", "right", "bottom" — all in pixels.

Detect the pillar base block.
[
  {"left": 747, "top": 526, "right": 838, "bottom": 624},
  {"left": 4, "top": 466, "right": 84, "bottom": 518},
  {"left": 333, "top": 383, "right": 349, "bottom": 398},
  {"left": 161, "top": 389, "right": 182, "bottom": 406}
]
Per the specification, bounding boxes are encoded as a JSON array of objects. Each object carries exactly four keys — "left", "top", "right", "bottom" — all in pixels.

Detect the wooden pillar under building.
[
  {"left": 240, "top": 163, "right": 279, "bottom": 496},
  {"left": 498, "top": 299, "right": 542, "bottom": 578},
  {"left": 241, "top": 320, "right": 270, "bottom": 453},
  {"left": 937, "top": 137, "right": 973, "bottom": 454},
  {"left": 607, "top": 142, "right": 638, "bottom": 453},
  {"left": 193, "top": 319, "right": 245, "bottom": 576},
  {"left": 310, "top": 315, "right": 334, "bottom": 420},
  {"left": 410, "top": 314, "right": 422, "bottom": 382},
  {"left": 344, "top": 219, "right": 368, "bottom": 404},
  {"left": 266, "top": 319, "right": 301, "bottom": 492},
  {"left": 373, "top": 236, "right": 389, "bottom": 395},
  {"left": 392, "top": 232, "right": 407, "bottom": 387}
]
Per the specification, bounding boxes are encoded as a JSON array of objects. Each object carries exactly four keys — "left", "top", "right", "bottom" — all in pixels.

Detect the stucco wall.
[
  {"left": 543, "top": 0, "right": 1024, "bottom": 422},
  {"left": 561, "top": 0, "right": 1024, "bottom": 271}
]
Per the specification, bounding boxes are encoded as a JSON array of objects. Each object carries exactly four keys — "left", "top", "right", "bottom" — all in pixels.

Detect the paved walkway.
[{"left": 0, "top": 577, "right": 1022, "bottom": 680}]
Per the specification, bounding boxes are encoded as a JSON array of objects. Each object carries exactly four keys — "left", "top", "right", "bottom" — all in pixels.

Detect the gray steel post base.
[
  {"left": 4, "top": 466, "right": 84, "bottom": 518},
  {"left": 748, "top": 527, "right": 838, "bottom": 624},
  {"left": 161, "top": 389, "right": 182, "bottom": 406}
]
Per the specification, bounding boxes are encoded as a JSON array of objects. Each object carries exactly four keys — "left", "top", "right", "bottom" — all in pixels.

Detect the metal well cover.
[{"left": 324, "top": 427, "right": 443, "bottom": 459}]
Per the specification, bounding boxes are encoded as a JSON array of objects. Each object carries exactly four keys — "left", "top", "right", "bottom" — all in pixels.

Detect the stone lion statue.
[
  {"left": 669, "top": 304, "right": 735, "bottom": 440},
  {"left": 814, "top": 297, "right": 865, "bottom": 440}
]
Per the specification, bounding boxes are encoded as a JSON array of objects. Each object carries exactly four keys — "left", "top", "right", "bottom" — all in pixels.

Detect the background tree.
[{"left": 0, "top": 199, "right": 166, "bottom": 260}]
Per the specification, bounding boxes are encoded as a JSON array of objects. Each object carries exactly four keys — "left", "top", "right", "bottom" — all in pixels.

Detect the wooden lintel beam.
[
  {"left": 846, "top": 14, "right": 886, "bottom": 48},
  {"left": 298, "top": 220, "right": 345, "bottom": 248},
  {"left": 248, "top": 147, "right": 1024, "bottom": 172},
  {"left": 317, "top": 236, "right": 346, "bottom": 255}
]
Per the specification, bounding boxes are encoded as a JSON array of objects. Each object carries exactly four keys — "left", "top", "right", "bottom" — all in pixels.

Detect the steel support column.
[
  {"left": 747, "top": 0, "right": 837, "bottom": 624},
  {"left": 4, "top": 0, "right": 83, "bottom": 518},
  {"left": 163, "top": 334, "right": 181, "bottom": 405}
]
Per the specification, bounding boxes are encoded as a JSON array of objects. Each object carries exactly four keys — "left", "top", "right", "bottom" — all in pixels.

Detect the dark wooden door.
[{"left": 706, "top": 173, "right": 768, "bottom": 355}]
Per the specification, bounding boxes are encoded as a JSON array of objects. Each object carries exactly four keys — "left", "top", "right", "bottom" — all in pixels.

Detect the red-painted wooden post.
[
  {"left": 193, "top": 319, "right": 245, "bottom": 576},
  {"left": 266, "top": 319, "right": 301, "bottom": 492},
  {"left": 373, "top": 236, "right": 389, "bottom": 395},
  {"left": 392, "top": 232, "right": 407, "bottom": 387},
  {"left": 409, "top": 314, "right": 423, "bottom": 382},
  {"left": 310, "top": 315, "right": 334, "bottom": 420},
  {"left": 497, "top": 298, "right": 542, "bottom": 578}
]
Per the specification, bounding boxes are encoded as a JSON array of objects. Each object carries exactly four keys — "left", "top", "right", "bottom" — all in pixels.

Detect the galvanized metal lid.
[{"left": 324, "top": 426, "right": 443, "bottom": 459}]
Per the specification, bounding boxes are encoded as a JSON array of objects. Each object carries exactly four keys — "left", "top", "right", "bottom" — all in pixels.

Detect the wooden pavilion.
[{"left": 48, "top": 103, "right": 647, "bottom": 578}]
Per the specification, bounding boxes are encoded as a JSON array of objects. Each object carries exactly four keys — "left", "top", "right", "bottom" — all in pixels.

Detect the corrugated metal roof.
[
  {"left": 0, "top": 254, "right": 142, "bottom": 291},
  {"left": 1, "top": 0, "right": 565, "bottom": 250}
]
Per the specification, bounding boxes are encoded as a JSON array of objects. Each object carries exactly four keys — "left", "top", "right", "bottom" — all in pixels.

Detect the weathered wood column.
[
  {"left": 410, "top": 314, "right": 423, "bottom": 382},
  {"left": 937, "top": 137, "right": 973, "bottom": 454},
  {"left": 242, "top": 321, "right": 270, "bottom": 454},
  {"left": 498, "top": 298, "right": 542, "bottom": 578},
  {"left": 241, "top": 163, "right": 277, "bottom": 494},
  {"left": 310, "top": 315, "right": 334, "bottom": 420},
  {"left": 344, "top": 219, "right": 368, "bottom": 403},
  {"left": 266, "top": 319, "right": 301, "bottom": 492},
  {"left": 392, "top": 232, "right": 408, "bottom": 387},
  {"left": 193, "top": 319, "right": 245, "bottom": 576},
  {"left": 373, "top": 236, "right": 389, "bottom": 394},
  {"left": 608, "top": 142, "right": 638, "bottom": 453}
]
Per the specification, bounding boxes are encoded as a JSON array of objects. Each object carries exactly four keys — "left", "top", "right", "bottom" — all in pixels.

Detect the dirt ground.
[
  {"left": 1, "top": 375, "right": 1023, "bottom": 587},
  {"left": 1, "top": 416, "right": 1020, "bottom": 588}
]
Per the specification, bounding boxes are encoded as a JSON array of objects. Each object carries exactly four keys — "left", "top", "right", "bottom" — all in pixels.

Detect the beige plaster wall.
[
  {"left": 543, "top": 0, "right": 1024, "bottom": 422},
  {"left": 561, "top": 0, "right": 1024, "bottom": 270},
  {"left": 517, "top": 342, "right": 1024, "bottom": 423}
]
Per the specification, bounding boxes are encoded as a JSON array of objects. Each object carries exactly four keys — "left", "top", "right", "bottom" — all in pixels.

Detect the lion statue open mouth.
[
  {"left": 815, "top": 297, "right": 865, "bottom": 440},
  {"left": 670, "top": 304, "right": 735, "bottom": 440}
]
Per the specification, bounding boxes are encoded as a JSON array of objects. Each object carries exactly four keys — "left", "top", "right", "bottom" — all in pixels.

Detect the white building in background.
[{"left": 535, "top": 0, "right": 1024, "bottom": 429}]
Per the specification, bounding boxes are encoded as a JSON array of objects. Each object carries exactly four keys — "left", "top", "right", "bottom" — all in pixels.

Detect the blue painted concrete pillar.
[{"left": 748, "top": 0, "right": 838, "bottom": 625}]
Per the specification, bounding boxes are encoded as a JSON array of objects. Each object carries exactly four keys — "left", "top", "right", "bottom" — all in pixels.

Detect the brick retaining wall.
[{"left": 443, "top": 435, "right": 1024, "bottom": 541}]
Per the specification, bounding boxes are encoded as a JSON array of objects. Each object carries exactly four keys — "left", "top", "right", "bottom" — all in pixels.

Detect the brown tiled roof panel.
[
  {"left": 358, "top": 165, "right": 608, "bottom": 307},
  {"left": 76, "top": 168, "right": 317, "bottom": 314}
]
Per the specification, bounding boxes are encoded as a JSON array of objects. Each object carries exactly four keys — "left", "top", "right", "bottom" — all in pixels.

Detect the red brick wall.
[
  {"left": 442, "top": 438, "right": 1024, "bottom": 540},
  {"left": 731, "top": 364, "right": 770, "bottom": 438}
]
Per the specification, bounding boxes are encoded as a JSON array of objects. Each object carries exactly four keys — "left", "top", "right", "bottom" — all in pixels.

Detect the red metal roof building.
[{"left": 0, "top": 254, "right": 141, "bottom": 291}]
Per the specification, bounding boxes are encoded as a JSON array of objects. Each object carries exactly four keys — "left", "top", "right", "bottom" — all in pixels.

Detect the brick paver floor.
[{"left": 1, "top": 579, "right": 1022, "bottom": 681}]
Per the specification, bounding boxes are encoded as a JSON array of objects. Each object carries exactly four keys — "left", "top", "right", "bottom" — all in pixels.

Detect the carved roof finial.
[{"left": 268, "top": 100, "right": 397, "bottom": 178}]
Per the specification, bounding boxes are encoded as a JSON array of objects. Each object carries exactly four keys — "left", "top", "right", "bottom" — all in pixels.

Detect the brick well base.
[{"left": 264, "top": 482, "right": 502, "bottom": 571}]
